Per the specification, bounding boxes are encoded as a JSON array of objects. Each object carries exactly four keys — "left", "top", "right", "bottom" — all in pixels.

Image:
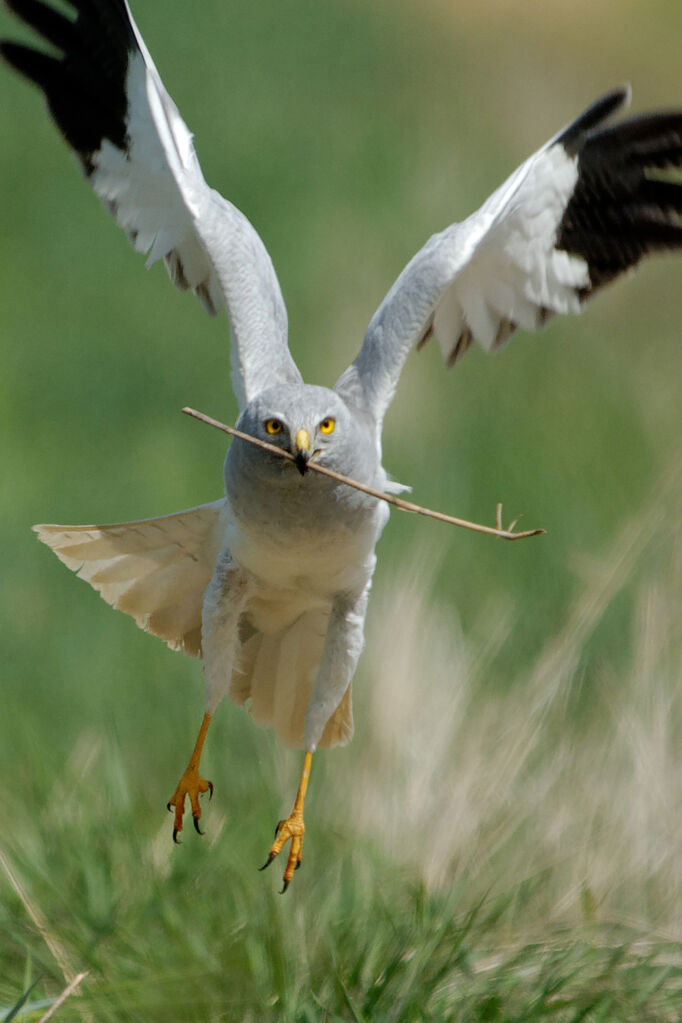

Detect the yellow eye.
[
  {"left": 319, "top": 417, "right": 335, "bottom": 435},
  {"left": 264, "top": 418, "right": 283, "bottom": 435}
]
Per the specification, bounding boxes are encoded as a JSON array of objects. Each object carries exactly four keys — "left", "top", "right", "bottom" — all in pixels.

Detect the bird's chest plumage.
[{"left": 223, "top": 467, "right": 387, "bottom": 627}]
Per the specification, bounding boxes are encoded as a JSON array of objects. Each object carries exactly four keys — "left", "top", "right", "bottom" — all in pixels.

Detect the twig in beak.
[{"left": 181, "top": 406, "right": 546, "bottom": 542}]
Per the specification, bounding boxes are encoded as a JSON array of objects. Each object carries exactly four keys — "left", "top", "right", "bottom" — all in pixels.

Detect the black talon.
[
  {"left": 295, "top": 859, "right": 302, "bottom": 871},
  {"left": 274, "top": 818, "right": 284, "bottom": 839},
  {"left": 259, "top": 852, "right": 276, "bottom": 871},
  {"left": 207, "top": 780, "right": 214, "bottom": 800},
  {"left": 166, "top": 801, "right": 172, "bottom": 812},
  {"left": 193, "top": 815, "right": 204, "bottom": 836},
  {"left": 280, "top": 879, "right": 290, "bottom": 894},
  {"left": 172, "top": 828, "right": 181, "bottom": 844}
]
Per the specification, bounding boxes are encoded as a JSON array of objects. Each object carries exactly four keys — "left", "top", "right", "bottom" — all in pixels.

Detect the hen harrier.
[{"left": 2, "top": 0, "right": 681, "bottom": 891}]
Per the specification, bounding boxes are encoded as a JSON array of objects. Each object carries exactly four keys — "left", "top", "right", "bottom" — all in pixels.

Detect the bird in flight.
[{"left": 2, "top": 0, "right": 681, "bottom": 892}]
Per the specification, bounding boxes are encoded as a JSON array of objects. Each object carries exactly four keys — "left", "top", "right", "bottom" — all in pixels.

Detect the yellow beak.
[{"left": 295, "top": 428, "right": 310, "bottom": 453}]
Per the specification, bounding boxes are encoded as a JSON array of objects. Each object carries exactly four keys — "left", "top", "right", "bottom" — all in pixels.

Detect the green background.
[{"left": 1, "top": 0, "right": 681, "bottom": 1018}]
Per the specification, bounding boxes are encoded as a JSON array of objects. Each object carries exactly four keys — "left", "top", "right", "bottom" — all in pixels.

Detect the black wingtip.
[
  {"left": 555, "top": 94, "right": 682, "bottom": 292},
  {"left": 3, "top": 0, "right": 77, "bottom": 52},
  {"left": 555, "top": 86, "right": 632, "bottom": 154},
  {"left": 1, "top": 0, "right": 136, "bottom": 161}
]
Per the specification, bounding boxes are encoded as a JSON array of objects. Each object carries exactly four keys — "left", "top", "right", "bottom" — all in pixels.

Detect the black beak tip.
[{"left": 294, "top": 451, "right": 309, "bottom": 475}]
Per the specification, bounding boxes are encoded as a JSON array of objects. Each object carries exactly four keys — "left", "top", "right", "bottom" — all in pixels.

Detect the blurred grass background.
[{"left": 1, "top": 0, "right": 681, "bottom": 1019}]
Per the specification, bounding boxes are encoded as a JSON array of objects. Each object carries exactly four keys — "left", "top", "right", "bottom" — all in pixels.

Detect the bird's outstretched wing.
[
  {"left": 34, "top": 500, "right": 227, "bottom": 657},
  {"left": 336, "top": 88, "right": 682, "bottom": 425},
  {"left": 1, "top": 0, "right": 302, "bottom": 408}
]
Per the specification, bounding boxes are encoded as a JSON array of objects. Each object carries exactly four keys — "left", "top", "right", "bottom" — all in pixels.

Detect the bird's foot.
[
  {"left": 259, "top": 808, "right": 305, "bottom": 893},
  {"left": 259, "top": 750, "right": 312, "bottom": 892},
  {"left": 167, "top": 765, "right": 213, "bottom": 842}
]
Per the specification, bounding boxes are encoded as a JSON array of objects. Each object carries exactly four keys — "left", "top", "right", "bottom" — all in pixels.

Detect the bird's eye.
[
  {"left": 319, "top": 417, "right": 335, "bottom": 435},
  {"left": 264, "top": 418, "right": 283, "bottom": 435}
]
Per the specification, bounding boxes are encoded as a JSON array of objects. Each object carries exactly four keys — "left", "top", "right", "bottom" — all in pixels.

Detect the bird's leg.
[
  {"left": 258, "top": 589, "right": 369, "bottom": 891},
  {"left": 168, "top": 552, "right": 248, "bottom": 844},
  {"left": 260, "top": 751, "right": 313, "bottom": 893},
  {"left": 167, "top": 711, "right": 214, "bottom": 842}
]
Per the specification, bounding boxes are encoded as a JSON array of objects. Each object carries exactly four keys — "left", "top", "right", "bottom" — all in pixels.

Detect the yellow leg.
[
  {"left": 260, "top": 751, "right": 313, "bottom": 893},
  {"left": 167, "top": 712, "right": 214, "bottom": 842}
]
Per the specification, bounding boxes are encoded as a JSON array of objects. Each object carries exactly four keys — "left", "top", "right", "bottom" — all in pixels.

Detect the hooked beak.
[{"left": 294, "top": 428, "right": 310, "bottom": 475}]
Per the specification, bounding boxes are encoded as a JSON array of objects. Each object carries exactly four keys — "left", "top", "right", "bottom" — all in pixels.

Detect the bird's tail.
[
  {"left": 33, "top": 500, "right": 227, "bottom": 657},
  {"left": 230, "top": 610, "right": 354, "bottom": 750}
]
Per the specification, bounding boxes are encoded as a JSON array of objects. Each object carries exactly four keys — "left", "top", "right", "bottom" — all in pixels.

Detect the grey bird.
[{"left": 2, "top": 0, "right": 682, "bottom": 890}]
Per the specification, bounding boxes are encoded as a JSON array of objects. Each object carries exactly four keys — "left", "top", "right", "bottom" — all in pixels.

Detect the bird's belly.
[
  {"left": 230, "top": 520, "right": 374, "bottom": 592},
  {"left": 224, "top": 508, "right": 380, "bottom": 634}
]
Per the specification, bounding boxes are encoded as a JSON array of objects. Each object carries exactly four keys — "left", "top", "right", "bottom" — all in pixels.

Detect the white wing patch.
[
  {"left": 432, "top": 144, "right": 588, "bottom": 361},
  {"left": 92, "top": 58, "right": 224, "bottom": 316}
]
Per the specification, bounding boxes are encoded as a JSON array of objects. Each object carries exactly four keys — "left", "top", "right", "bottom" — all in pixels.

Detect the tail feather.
[
  {"left": 238, "top": 632, "right": 280, "bottom": 723},
  {"left": 273, "top": 619, "right": 311, "bottom": 746},
  {"left": 34, "top": 500, "right": 226, "bottom": 656},
  {"left": 231, "top": 609, "right": 354, "bottom": 750}
]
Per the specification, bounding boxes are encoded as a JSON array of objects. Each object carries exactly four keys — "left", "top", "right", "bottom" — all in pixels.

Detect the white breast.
[{"left": 223, "top": 495, "right": 387, "bottom": 633}]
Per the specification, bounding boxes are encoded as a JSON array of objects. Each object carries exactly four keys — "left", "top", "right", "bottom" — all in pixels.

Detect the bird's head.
[{"left": 229, "top": 383, "right": 371, "bottom": 483}]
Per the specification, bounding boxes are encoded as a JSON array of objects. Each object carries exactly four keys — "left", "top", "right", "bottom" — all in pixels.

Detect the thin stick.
[
  {"left": 0, "top": 849, "right": 76, "bottom": 986},
  {"left": 182, "top": 407, "right": 546, "bottom": 542},
  {"left": 38, "top": 973, "right": 89, "bottom": 1023}
]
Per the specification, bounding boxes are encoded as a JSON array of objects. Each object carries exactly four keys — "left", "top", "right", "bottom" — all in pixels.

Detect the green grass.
[{"left": 2, "top": 0, "right": 682, "bottom": 1018}]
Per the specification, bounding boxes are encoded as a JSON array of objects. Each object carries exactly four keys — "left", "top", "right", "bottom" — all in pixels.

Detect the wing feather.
[
  {"left": 1, "top": 0, "right": 302, "bottom": 407},
  {"left": 337, "top": 87, "right": 682, "bottom": 424},
  {"left": 33, "top": 500, "right": 227, "bottom": 656}
]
